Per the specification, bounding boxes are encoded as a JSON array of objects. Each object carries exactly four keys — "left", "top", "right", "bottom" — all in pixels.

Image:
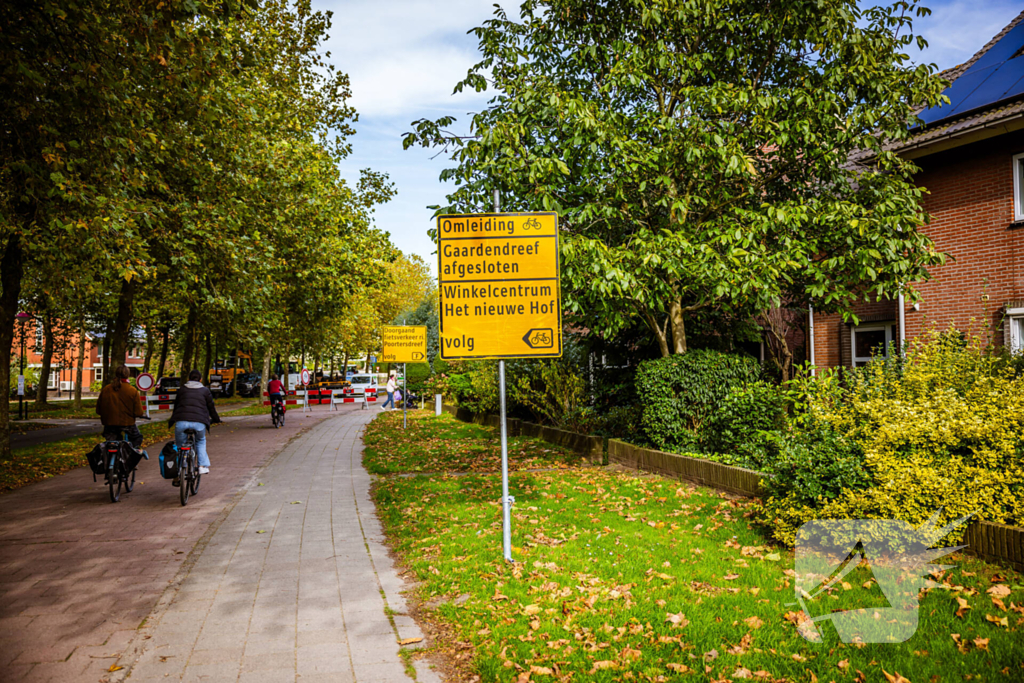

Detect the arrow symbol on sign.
[
  {"left": 522, "top": 328, "right": 554, "bottom": 349},
  {"left": 411, "top": 352, "right": 424, "bottom": 360}
]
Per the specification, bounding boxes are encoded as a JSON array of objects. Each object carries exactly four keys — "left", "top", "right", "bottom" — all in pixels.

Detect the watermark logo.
[{"left": 792, "top": 510, "right": 972, "bottom": 644}]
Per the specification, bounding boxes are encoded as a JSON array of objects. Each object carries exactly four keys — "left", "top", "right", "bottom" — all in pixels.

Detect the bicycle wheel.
[
  {"left": 108, "top": 462, "right": 121, "bottom": 503},
  {"left": 124, "top": 464, "right": 136, "bottom": 493},
  {"left": 272, "top": 408, "right": 279, "bottom": 428},
  {"left": 179, "top": 451, "right": 191, "bottom": 506},
  {"left": 190, "top": 451, "right": 201, "bottom": 495},
  {"left": 280, "top": 410, "right": 285, "bottom": 427}
]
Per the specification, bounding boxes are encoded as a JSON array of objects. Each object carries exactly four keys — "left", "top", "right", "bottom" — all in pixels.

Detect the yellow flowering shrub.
[{"left": 762, "top": 329, "right": 1024, "bottom": 546}]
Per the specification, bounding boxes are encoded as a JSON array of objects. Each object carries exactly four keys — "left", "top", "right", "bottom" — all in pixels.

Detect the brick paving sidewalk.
[
  {"left": 115, "top": 409, "right": 436, "bottom": 683},
  {"left": 0, "top": 409, "right": 340, "bottom": 682}
]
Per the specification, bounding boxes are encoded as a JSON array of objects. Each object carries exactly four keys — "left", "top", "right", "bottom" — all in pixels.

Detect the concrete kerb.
[{"left": 108, "top": 419, "right": 325, "bottom": 683}]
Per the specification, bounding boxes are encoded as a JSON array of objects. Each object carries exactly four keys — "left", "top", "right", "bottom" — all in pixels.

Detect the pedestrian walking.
[{"left": 381, "top": 371, "right": 397, "bottom": 411}]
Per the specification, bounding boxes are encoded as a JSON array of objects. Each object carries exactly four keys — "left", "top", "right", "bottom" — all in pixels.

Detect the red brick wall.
[{"left": 813, "top": 129, "right": 1024, "bottom": 368}]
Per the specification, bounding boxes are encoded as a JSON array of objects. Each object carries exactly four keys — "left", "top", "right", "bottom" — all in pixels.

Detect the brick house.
[
  {"left": 12, "top": 321, "right": 146, "bottom": 395},
  {"left": 811, "top": 12, "right": 1024, "bottom": 368}
]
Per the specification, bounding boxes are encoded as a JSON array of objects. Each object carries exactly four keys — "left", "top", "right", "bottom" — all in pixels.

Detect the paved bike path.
[
  {"left": 0, "top": 409, "right": 369, "bottom": 682},
  {"left": 116, "top": 409, "right": 434, "bottom": 683}
]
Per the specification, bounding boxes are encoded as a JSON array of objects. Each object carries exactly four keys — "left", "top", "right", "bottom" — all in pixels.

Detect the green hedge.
[{"left": 636, "top": 349, "right": 761, "bottom": 452}]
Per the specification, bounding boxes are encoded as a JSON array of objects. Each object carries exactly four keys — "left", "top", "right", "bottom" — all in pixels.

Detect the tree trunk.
[
  {"left": 0, "top": 234, "right": 24, "bottom": 460},
  {"left": 74, "top": 316, "right": 86, "bottom": 409},
  {"left": 179, "top": 307, "right": 198, "bottom": 377},
  {"left": 342, "top": 351, "right": 349, "bottom": 379},
  {"left": 261, "top": 348, "right": 272, "bottom": 403},
  {"left": 202, "top": 331, "right": 212, "bottom": 383},
  {"left": 35, "top": 311, "right": 54, "bottom": 405},
  {"left": 669, "top": 301, "right": 687, "bottom": 354},
  {"left": 101, "top": 319, "right": 112, "bottom": 386},
  {"left": 143, "top": 326, "right": 155, "bottom": 374},
  {"left": 109, "top": 277, "right": 137, "bottom": 381},
  {"left": 158, "top": 325, "right": 169, "bottom": 378}
]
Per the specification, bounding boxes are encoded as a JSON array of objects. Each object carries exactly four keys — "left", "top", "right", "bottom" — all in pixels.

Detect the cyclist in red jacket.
[{"left": 267, "top": 375, "right": 285, "bottom": 411}]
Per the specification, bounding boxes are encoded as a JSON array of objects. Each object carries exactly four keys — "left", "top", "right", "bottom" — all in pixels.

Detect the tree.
[{"left": 405, "top": 0, "right": 948, "bottom": 356}]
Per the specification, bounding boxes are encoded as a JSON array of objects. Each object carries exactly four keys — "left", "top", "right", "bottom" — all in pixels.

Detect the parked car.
[
  {"left": 236, "top": 372, "right": 261, "bottom": 398},
  {"left": 154, "top": 376, "right": 180, "bottom": 395}
]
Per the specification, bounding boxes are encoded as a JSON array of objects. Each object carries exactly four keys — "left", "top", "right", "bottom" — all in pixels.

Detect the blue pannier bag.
[{"left": 158, "top": 441, "right": 179, "bottom": 479}]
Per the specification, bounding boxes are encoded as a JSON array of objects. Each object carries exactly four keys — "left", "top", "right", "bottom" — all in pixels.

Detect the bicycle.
[
  {"left": 177, "top": 428, "right": 202, "bottom": 506},
  {"left": 101, "top": 417, "right": 151, "bottom": 503},
  {"left": 271, "top": 397, "right": 285, "bottom": 429}
]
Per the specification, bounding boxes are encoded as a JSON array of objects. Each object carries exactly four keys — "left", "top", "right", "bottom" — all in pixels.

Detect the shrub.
[
  {"left": 760, "top": 328, "right": 1024, "bottom": 546},
  {"left": 699, "top": 380, "right": 787, "bottom": 469},
  {"left": 447, "top": 361, "right": 500, "bottom": 415},
  {"left": 509, "top": 359, "right": 587, "bottom": 428},
  {"left": 636, "top": 349, "right": 761, "bottom": 452},
  {"left": 592, "top": 405, "right": 642, "bottom": 439},
  {"left": 403, "top": 363, "right": 431, "bottom": 394}
]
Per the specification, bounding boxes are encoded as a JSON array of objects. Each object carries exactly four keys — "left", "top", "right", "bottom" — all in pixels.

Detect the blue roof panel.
[{"left": 916, "top": 20, "right": 1024, "bottom": 127}]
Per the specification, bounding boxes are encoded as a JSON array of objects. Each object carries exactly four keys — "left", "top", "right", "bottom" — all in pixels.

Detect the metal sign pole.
[
  {"left": 494, "top": 188, "right": 513, "bottom": 564},
  {"left": 403, "top": 362, "right": 407, "bottom": 429}
]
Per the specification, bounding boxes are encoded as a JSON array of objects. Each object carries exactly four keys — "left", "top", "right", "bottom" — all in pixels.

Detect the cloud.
[
  {"left": 317, "top": 0, "right": 511, "bottom": 117},
  {"left": 908, "top": 0, "right": 1022, "bottom": 70}
]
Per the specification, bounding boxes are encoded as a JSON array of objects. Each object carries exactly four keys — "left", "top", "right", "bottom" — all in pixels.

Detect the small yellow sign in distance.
[
  {"left": 381, "top": 325, "right": 428, "bottom": 363},
  {"left": 437, "top": 212, "right": 561, "bottom": 360}
]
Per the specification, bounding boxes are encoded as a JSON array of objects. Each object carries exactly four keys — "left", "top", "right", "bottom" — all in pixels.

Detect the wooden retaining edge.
[
  {"left": 607, "top": 439, "right": 763, "bottom": 498},
  {"left": 437, "top": 402, "right": 1024, "bottom": 570}
]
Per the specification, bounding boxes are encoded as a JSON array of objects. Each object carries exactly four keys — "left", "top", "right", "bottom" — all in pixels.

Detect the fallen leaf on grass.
[
  {"left": 882, "top": 670, "right": 911, "bottom": 683},
  {"left": 590, "top": 661, "right": 618, "bottom": 673},
  {"left": 724, "top": 573, "right": 740, "bottom": 580},
  {"left": 792, "top": 654, "right": 807, "bottom": 662},
  {"left": 732, "top": 668, "right": 753, "bottom": 679},
  {"left": 954, "top": 597, "right": 971, "bottom": 618},
  {"left": 666, "top": 612, "right": 689, "bottom": 628},
  {"left": 622, "top": 647, "right": 642, "bottom": 660},
  {"left": 530, "top": 665, "right": 554, "bottom": 676},
  {"left": 763, "top": 552, "right": 781, "bottom": 561},
  {"left": 987, "top": 584, "right": 1012, "bottom": 599},
  {"left": 743, "top": 616, "right": 764, "bottom": 629},
  {"left": 973, "top": 637, "right": 990, "bottom": 651},
  {"left": 666, "top": 663, "right": 689, "bottom": 673},
  {"left": 703, "top": 649, "right": 719, "bottom": 662},
  {"left": 838, "top": 660, "right": 849, "bottom": 670},
  {"left": 523, "top": 604, "right": 541, "bottom": 616},
  {"left": 985, "top": 614, "right": 1009, "bottom": 628}
]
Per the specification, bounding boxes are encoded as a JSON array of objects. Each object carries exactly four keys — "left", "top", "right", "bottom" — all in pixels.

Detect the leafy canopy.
[{"left": 405, "top": 0, "right": 948, "bottom": 354}]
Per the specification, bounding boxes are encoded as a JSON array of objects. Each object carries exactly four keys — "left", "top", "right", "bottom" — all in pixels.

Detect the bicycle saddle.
[{"left": 184, "top": 428, "right": 198, "bottom": 436}]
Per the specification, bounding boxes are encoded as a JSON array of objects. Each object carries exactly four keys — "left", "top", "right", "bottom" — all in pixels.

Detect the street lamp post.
[{"left": 15, "top": 312, "right": 31, "bottom": 420}]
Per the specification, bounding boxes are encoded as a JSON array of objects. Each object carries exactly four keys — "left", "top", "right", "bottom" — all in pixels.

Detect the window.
[
  {"left": 1007, "top": 308, "right": 1024, "bottom": 354},
  {"left": 1014, "top": 153, "right": 1024, "bottom": 221},
  {"left": 94, "top": 367, "right": 103, "bottom": 382},
  {"left": 35, "top": 322, "right": 43, "bottom": 352},
  {"left": 851, "top": 322, "right": 898, "bottom": 367},
  {"left": 48, "top": 371, "right": 58, "bottom": 389}
]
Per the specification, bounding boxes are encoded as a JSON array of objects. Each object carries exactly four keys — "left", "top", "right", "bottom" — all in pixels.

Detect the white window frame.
[
  {"left": 94, "top": 367, "right": 103, "bottom": 382},
  {"left": 35, "top": 322, "right": 43, "bottom": 352},
  {"left": 47, "top": 371, "right": 58, "bottom": 389},
  {"left": 1013, "top": 153, "right": 1024, "bottom": 221},
  {"left": 851, "top": 323, "right": 895, "bottom": 366},
  {"left": 1007, "top": 307, "right": 1024, "bottom": 355}
]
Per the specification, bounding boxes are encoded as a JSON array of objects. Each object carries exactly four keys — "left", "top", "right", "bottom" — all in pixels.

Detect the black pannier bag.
[
  {"left": 124, "top": 444, "right": 148, "bottom": 473},
  {"left": 159, "top": 441, "right": 179, "bottom": 479},
  {"left": 86, "top": 443, "right": 107, "bottom": 475}
]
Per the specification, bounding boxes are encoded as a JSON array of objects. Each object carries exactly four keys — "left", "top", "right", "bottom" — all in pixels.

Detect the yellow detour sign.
[
  {"left": 381, "top": 326, "right": 427, "bottom": 363},
  {"left": 437, "top": 212, "right": 561, "bottom": 360}
]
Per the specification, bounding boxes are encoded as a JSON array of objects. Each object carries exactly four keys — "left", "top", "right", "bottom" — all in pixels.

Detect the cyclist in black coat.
[{"left": 169, "top": 370, "right": 221, "bottom": 475}]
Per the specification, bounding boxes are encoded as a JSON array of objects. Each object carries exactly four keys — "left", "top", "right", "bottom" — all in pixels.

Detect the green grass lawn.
[
  {"left": 6, "top": 398, "right": 99, "bottom": 420},
  {"left": 370, "top": 415, "right": 1024, "bottom": 682},
  {"left": 364, "top": 410, "right": 586, "bottom": 475},
  {"left": 1, "top": 421, "right": 175, "bottom": 493}
]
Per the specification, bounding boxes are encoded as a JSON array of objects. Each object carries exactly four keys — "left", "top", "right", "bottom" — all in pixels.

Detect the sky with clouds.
[{"left": 316, "top": 0, "right": 1023, "bottom": 275}]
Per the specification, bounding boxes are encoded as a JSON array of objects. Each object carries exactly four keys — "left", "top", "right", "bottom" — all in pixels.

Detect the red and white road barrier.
[{"left": 262, "top": 389, "right": 304, "bottom": 407}]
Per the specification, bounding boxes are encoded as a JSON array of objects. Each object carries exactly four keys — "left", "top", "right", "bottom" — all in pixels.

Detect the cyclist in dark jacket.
[{"left": 169, "top": 370, "right": 221, "bottom": 475}]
